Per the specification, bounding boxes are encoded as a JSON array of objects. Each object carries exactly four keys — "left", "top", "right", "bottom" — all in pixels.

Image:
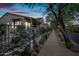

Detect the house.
[
  {"left": 0, "top": 12, "right": 44, "bottom": 55},
  {"left": 0, "top": 12, "right": 44, "bottom": 27}
]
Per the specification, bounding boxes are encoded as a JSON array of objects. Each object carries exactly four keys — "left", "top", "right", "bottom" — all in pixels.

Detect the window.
[{"left": 25, "top": 22, "right": 31, "bottom": 28}]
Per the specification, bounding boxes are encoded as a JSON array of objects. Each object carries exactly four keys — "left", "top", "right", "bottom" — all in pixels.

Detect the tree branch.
[{"left": 49, "top": 3, "right": 57, "bottom": 20}]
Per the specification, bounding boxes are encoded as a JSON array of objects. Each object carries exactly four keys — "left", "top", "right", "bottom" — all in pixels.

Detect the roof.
[
  {"left": 0, "top": 12, "right": 44, "bottom": 23},
  {"left": 36, "top": 18, "right": 44, "bottom": 23},
  {"left": 1, "top": 12, "right": 35, "bottom": 19}
]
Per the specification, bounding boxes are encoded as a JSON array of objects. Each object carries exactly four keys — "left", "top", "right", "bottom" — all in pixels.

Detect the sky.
[{"left": 0, "top": 3, "right": 47, "bottom": 21}]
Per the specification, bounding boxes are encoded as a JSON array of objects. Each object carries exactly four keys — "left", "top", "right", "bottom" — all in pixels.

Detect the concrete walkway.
[{"left": 38, "top": 30, "right": 79, "bottom": 56}]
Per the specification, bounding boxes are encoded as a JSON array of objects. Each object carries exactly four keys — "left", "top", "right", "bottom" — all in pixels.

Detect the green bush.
[
  {"left": 66, "top": 41, "right": 73, "bottom": 48},
  {"left": 66, "top": 25, "right": 76, "bottom": 32},
  {"left": 21, "top": 47, "right": 31, "bottom": 56}
]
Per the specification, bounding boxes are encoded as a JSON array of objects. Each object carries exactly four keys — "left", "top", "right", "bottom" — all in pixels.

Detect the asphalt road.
[{"left": 67, "top": 32, "right": 79, "bottom": 45}]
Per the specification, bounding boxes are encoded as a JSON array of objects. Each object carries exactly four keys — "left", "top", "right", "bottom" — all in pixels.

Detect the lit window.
[
  {"left": 15, "top": 21, "right": 20, "bottom": 25},
  {"left": 28, "top": 22, "right": 31, "bottom": 27},
  {"left": 25, "top": 22, "right": 31, "bottom": 28}
]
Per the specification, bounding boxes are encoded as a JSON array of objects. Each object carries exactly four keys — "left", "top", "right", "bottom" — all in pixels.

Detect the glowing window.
[{"left": 25, "top": 22, "right": 31, "bottom": 28}]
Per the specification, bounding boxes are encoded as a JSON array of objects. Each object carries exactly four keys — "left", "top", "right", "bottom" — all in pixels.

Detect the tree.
[
  {"left": 22, "top": 3, "right": 79, "bottom": 48},
  {"left": 57, "top": 4, "right": 79, "bottom": 48},
  {"left": 22, "top": 3, "right": 68, "bottom": 47},
  {"left": 46, "top": 12, "right": 58, "bottom": 29}
]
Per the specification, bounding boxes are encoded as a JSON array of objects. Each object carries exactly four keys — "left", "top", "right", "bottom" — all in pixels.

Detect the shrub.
[{"left": 21, "top": 47, "right": 31, "bottom": 56}]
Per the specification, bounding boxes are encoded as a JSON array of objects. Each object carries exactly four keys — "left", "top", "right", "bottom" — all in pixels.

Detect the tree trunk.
[
  {"left": 49, "top": 4, "right": 57, "bottom": 20},
  {"left": 49, "top": 3, "right": 70, "bottom": 48},
  {"left": 49, "top": 3, "right": 58, "bottom": 30},
  {"left": 58, "top": 3, "right": 65, "bottom": 31},
  {"left": 58, "top": 3, "right": 70, "bottom": 48}
]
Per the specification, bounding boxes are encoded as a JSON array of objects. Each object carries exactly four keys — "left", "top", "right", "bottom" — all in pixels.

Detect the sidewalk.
[{"left": 38, "top": 30, "right": 79, "bottom": 56}]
